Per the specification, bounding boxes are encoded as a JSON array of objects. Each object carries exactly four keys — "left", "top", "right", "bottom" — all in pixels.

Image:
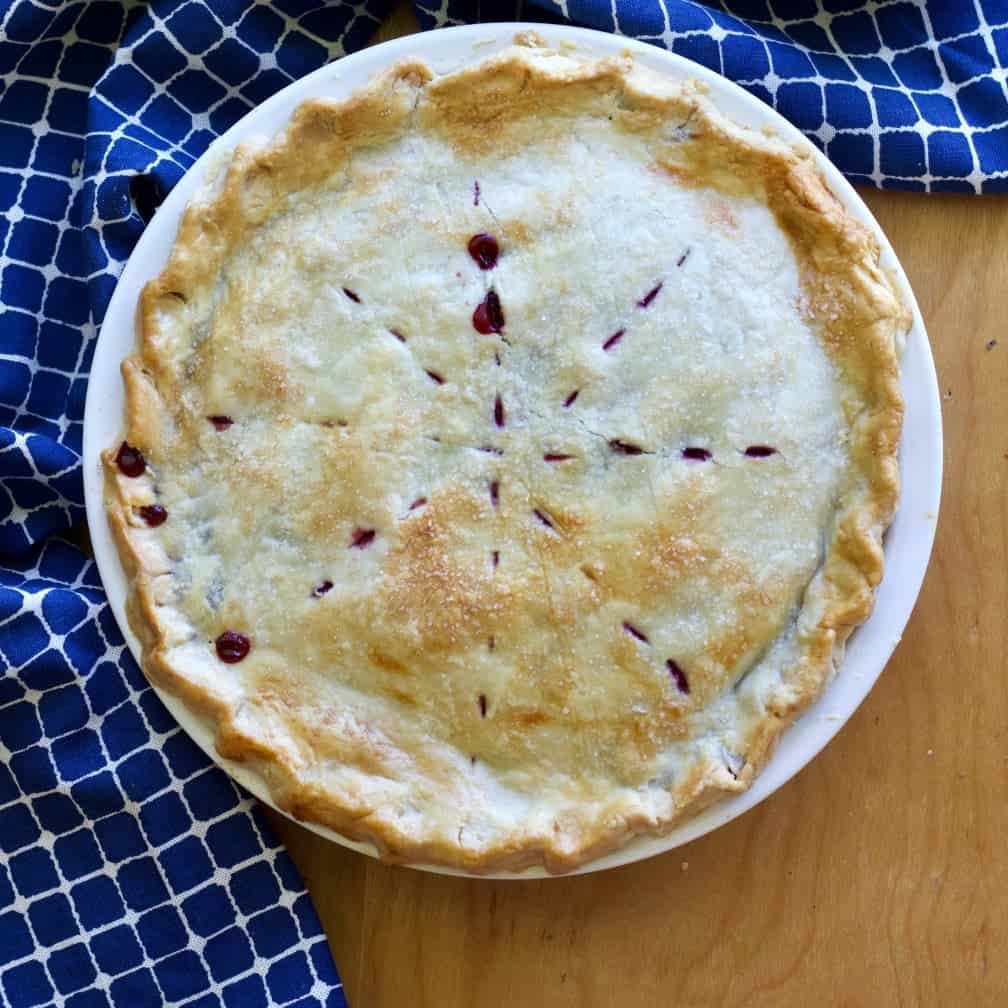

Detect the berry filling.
[
  {"left": 350, "top": 527, "right": 376, "bottom": 549},
  {"left": 342, "top": 287, "right": 361, "bottom": 303},
  {"left": 472, "top": 290, "right": 505, "bottom": 334},
  {"left": 682, "top": 447, "right": 712, "bottom": 461},
  {"left": 468, "top": 233, "right": 500, "bottom": 270},
  {"left": 216, "top": 631, "right": 250, "bottom": 664},
  {"left": 638, "top": 282, "right": 663, "bottom": 308},
  {"left": 115, "top": 442, "right": 146, "bottom": 478},
  {"left": 533, "top": 508, "right": 556, "bottom": 531},
  {"left": 623, "top": 621, "right": 649, "bottom": 643},
  {"left": 602, "top": 329, "right": 625, "bottom": 351},
  {"left": 494, "top": 394, "right": 505, "bottom": 428},
  {"left": 138, "top": 504, "right": 167, "bottom": 527},
  {"left": 563, "top": 390, "right": 580, "bottom": 408},
  {"left": 208, "top": 415, "right": 233, "bottom": 431},
  {"left": 609, "top": 439, "right": 644, "bottom": 456},
  {"left": 313, "top": 580, "right": 334, "bottom": 597},
  {"left": 745, "top": 445, "right": 778, "bottom": 458},
  {"left": 667, "top": 659, "right": 690, "bottom": 694}
]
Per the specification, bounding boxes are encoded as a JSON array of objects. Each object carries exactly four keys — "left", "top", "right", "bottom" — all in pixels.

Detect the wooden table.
[{"left": 269, "top": 13, "right": 1008, "bottom": 1005}]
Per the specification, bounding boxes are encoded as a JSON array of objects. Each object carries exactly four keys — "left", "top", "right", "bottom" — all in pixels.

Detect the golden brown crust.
[{"left": 104, "top": 41, "right": 905, "bottom": 873}]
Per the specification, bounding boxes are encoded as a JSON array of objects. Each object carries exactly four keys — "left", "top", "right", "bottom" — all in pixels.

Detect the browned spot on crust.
[
  {"left": 502, "top": 218, "right": 533, "bottom": 245},
  {"left": 387, "top": 688, "right": 418, "bottom": 707},
  {"left": 379, "top": 490, "right": 503, "bottom": 652},
  {"left": 650, "top": 160, "right": 695, "bottom": 186},
  {"left": 705, "top": 196, "right": 739, "bottom": 232},
  {"left": 512, "top": 709, "right": 549, "bottom": 727},
  {"left": 369, "top": 650, "right": 408, "bottom": 675}
]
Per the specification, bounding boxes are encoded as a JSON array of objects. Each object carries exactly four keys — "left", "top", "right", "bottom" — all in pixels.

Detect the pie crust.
[{"left": 104, "top": 38, "right": 907, "bottom": 873}]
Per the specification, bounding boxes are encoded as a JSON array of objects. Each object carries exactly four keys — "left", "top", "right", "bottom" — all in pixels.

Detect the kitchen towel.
[
  {"left": 420, "top": 0, "right": 1008, "bottom": 193},
  {"left": 2, "top": 2, "right": 1005, "bottom": 1006}
]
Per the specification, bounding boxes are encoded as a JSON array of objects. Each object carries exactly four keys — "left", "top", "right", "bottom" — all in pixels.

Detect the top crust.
[{"left": 105, "top": 39, "right": 906, "bottom": 873}]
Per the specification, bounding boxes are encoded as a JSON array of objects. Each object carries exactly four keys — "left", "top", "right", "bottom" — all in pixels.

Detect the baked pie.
[{"left": 105, "top": 38, "right": 907, "bottom": 872}]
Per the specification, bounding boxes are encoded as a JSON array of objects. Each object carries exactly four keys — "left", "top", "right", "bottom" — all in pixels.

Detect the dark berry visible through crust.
[
  {"left": 468, "top": 233, "right": 499, "bottom": 270},
  {"left": 208, "top": 415, "right": 233, "bottom": 431},
  {"left": 350, "top": 528, "right": 376, "bottom": 549},
  {"left": 216, "top": 631, "right": 250, "bottom": 663},
  {"left": 494, "top": 394, "right": 505, "bottom": 428},
  {"left": 115, "top": 441, "right": 146, "bottom": 478},
  {"left": 342, "top": 287, "right": 361, "bottom": 303},
  {"left": 543, "top": 453, "right": 575, "bottom": 463},
  {"left": 478, "top": 693, "right": 488, "bottom": 717},
  {"left": 472, "top": 290, "right": 504, "bottom": 334},
  {"left": 533, "top": 508, "right": 556, "bottom": 530},
  {"left": 602, "top": 329, "right": 625, "bottom": 351},
  {"left": 638, "top": 282, "right": 663, "bottom": 308},
  {"left": 667, "top": 659, "right": 690, "bottom": 694},
  {"left": 682, "top": 447, "right": 712, "bottom": 462},
  {"left": 623, "top": 621, "right": 649, "bottom": 643},
  {"left": 609, "top": 439, "right": 644, "bottom": 456},
  {"left": 563, "top": 390, "right": 580, "bottom": 408},
  {"left": 138, "top": 504, "right": 167, "bottom": 527},
  {"left": 744, "top": 445, "right": 778, "bottom": 458},
  {"left": 313, "top": 580, "right": 334, "bottom": 597}
]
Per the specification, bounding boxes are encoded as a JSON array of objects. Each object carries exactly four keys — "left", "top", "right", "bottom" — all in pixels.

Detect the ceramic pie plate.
[{"left": 83, "top": 23, "right": 942, "bottom": 878}]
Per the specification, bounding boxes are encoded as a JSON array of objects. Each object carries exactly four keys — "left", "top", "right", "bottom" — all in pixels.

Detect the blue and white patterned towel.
[{"left": 1, "top": 2, "right": 1004, "bottom": 1005}]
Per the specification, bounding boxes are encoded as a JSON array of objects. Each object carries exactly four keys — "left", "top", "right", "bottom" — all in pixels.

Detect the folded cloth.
[
  {"left": 418, "top": 0, "right": 1008, "bottom": 193},
  {"left": 4, "top": 8, "right": 359, "bottom": 1008},
  {"left": 1, "top": 1, "right": 1004, "bottom": 1005}
]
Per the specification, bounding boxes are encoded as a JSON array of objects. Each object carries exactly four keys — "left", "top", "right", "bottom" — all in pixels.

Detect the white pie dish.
[{"left": 83, "top": 22, "right": 942, "bottom": 878}]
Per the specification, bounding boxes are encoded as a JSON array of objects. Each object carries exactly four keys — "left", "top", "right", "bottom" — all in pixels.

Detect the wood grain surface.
[{"left": 267, "top": 17, "right": 1008, "bottom": 1006}]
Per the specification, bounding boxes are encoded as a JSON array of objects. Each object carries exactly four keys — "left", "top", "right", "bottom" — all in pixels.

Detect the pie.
[{"left": 104, "top": 37, "right": 907, "bottom": 873}]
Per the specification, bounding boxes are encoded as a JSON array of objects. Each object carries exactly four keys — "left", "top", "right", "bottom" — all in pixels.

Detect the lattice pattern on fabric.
[
  {"left": 0, "top": 2, "right": 386, "bottom": 1003},
  {"left": 0, "top": 541, "right": 346, "bottom": 1007},
  {"left": 415, "top": 0, "right": 1008, "bottom": 194}
]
